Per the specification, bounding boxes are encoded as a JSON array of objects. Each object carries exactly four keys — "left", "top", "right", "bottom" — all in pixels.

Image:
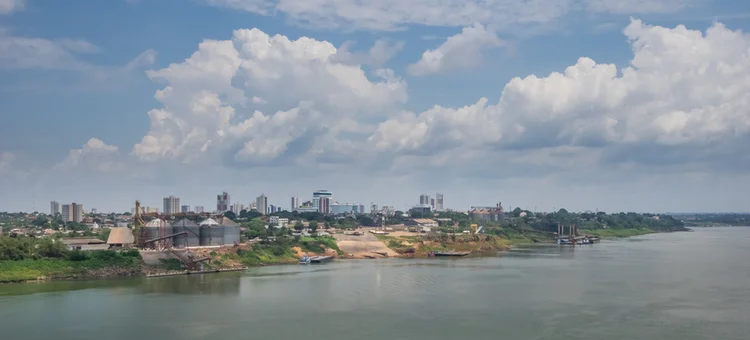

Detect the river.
[{"left": 1, "top": 227, "right": 749, "bottom": 340}]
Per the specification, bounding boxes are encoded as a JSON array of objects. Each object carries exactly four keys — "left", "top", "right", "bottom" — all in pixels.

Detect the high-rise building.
[
  {"left": 163, "top": 196, "right": 180, "bottom": 215},
  {"left": 256, "top": 194, "right": 268, "bottom": 216},
  {"left": 217, "top": 192, "right": 230, "bottom": 212},
  {"left": 435, "top": 193, "right": 444, "bottom": 211},
  {"left": 269, "top": 204, "right": 276, "bottom": 214},
  {"left": 194, "top": 206, "right": 205, "bottom": 213},
  {"left": 312, "top": 190, "right": 333, "bottom": 208},
  {"left": 419, "top": 194, "right": 431, "bottom": 205},
  {"left": 370, "top": 204, "right": 378, "bottom": 214},
  {"left": 430, "top": 198, "right": 435, "bottom": 210},
  {"left": 291, "top": 196, "right": 300, "bottom": 211},
  {"left": 318, "top": 197, "right": 331, "bottom": 214},
  {"left": 50, "top": 201, "right": 60, "bottom": 215},
  {"left": 181, "top": 205, "right": 190, "bottom": 213},
  {"left": 62, "top": 203, "right": 83, "bottom": 222}
]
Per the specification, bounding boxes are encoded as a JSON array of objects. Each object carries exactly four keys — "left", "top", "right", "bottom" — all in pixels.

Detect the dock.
[
  {"left": 146, "top": 267, "right": 247, "bottom": 278},
  {"left": 432, "top": 250, "right": 470, "bottom": 257},
  {"left": 309, "top": 256, "right": 333, "bottom": 263}
]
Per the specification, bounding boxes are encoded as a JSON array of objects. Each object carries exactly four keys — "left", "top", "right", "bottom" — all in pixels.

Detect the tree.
[
  {"left": 309, "top": 221, "right": 319, "bottom": 232},
  {"left": 294, "top": 222, "right": 304, "bottom": 232},
  {"left": 224, "top": 211, "right": 237, "bottom": 220},
  {"left": 32, "top": 215, "right": 48, "bottom": 227},
  {"left": 356, "top": 215, "right": 375, "bottom": 226},
  {"left": 245, "top": 218, "right": 267, "bottom": 239}
]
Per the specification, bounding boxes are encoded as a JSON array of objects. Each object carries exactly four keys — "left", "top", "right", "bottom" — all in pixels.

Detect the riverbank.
[
  {"left": 0, "top": 255, "right": 142, "bottom": 283},
  {"left": 578, "top": 228, "right": 656, "bottom": 238}
]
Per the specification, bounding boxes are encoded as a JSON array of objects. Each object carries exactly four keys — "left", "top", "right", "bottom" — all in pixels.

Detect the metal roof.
[
  {"left": 199, "top": 218, "right": 219, "bottom": 226},
  {"left": 217, "top": 217, "right": 238, "bottom": 227},
  {"left": 172, "top": 218, "right": 199, "bottom": 227}
]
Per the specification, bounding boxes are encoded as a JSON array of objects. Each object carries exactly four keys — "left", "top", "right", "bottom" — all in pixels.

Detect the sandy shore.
[{"left": 334, "top": 232, "right": 400, "bottom": 258}]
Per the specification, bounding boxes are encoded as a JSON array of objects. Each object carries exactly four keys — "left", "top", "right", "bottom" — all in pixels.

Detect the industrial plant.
[{"left": 106, "top": 201, "right": 242, "bottom": 270}]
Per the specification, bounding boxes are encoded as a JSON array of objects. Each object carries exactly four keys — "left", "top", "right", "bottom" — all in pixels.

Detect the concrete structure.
[
  {"left": 270, "top": 216, "right": 289, "bottom": 228},
  {"left": 411, "top": 204, "right": 432, "bottom": 216},
  {"left": 61, "top": 238, "right": 107, "bottom": 251},
  {"left": 173, "top": 218, "right": 200, "bottom": 248},
  {"left": 470, "top": 202, "right": 505, "bottom": 222},
  {"left": 318, "top": 197, "right": 331, "bottom": 214},
  {"left": 181, "top": 205, "right": 190, "bottom": 213},
  {"left": 50, "top": 201, "right": 60, "bottom": 215},
  {"left": 218, "top": 217, "right": 240, "bottom": 245},
  {"left": 132, "top": 206, "right": 159, "bottom": 215},
  {"left": 163, "top": 196, "right": 180, "bottom": 215},
  {"left": 312, "top": 190, "right": 333, "bottom": 209},
  {"left": 256, "top": 194, "right": 268, "bottom": 215},
  {"left": 230, "top": 203, "right": 244, "bottom": 214},
  {"left": 199, "top": 218, "right": 224, "bottom": 246},
  {"left": 62, "top": 203, "right": 83, "bottom": 222},
  {"left": 143, "top": 218, "right": 174, "bottom": 244},
  {"left": 435, "top": 193, "right": 444, "bottom": 211},
  {"left": 331, "top": 202, "right": 366, "bottom": 215},
  {"left": 217, "top": 192, "right": 230, "bottom": 212},
  {"left": 194, "top": 206, "right": 204, "bottom": 213},
  {"left": 107, "top": 227, "right": 135, "bottom": 247},
  {"left": 291, "top": 196, "right": 300, "bottom": 211},
  {"left": 420, "top": 194, "right": 431, "bottom": 205},
  {"left": 406, "top": 218, "right": 438, "bottom": 232}
]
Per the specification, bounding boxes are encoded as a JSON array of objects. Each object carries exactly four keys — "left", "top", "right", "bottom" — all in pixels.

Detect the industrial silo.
[
  {"left": 199, "top": 218, "right": 224, "bottom": 246},
  {"left": 172, "top": 218, "right": 200, "bottom": 248},
  {"left": 219, "top": 217, "right": 240, "bottom": 246},
  {"left": 143, "top": 218, "right": 173, "bottom": 249}
]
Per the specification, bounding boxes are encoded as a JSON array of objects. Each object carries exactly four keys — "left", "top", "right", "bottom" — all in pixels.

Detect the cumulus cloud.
[
  {"left": 200, "top": 0, "right": 687, "bottom": 30},
  {"left": 133, "top": 28, "right": 406, "bottom": 165},
  {"left": 0, "top": 0, "right": 24, "bottom": 14},
  {"left": 373, "top": 18, "right": 750, "bottom": 173},
  {"left": 408, "top": 22, "right": 502, "bottom": 76},
  {"left": 55, "top": 138, "right": 122, "bottom": 172}
]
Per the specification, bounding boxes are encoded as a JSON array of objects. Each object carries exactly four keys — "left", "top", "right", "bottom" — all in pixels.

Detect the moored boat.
[{"left": 300, "top": 256, "right": 311, "bottom": 265}]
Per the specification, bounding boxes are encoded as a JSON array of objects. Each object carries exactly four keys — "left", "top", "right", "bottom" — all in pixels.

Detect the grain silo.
[
  {"left": 143, "top": 218, "right": 173, "bottom": 249},
  {"left": 172, "top": 218, "right": 200, "bottom": 248},
  {"left": 199, "top": 218, "right": 224, "bottom": 246},
  {"left": 218, "top": 216, "right": 241, "bottom": 246}
]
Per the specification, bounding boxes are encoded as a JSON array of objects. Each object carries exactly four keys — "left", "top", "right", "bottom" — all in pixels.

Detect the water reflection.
[{"left": 140, "top": 273, "right": 242, "bottom": 296}]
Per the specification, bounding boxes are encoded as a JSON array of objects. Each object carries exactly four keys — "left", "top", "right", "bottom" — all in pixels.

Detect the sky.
[{"left": 1, "top": 0, "right": 749, "bottom": 214}]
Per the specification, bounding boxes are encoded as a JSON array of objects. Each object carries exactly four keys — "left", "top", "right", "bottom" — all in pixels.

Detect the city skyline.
[{"left": 2, "top": 1, "right": 750, "bottom": 213}]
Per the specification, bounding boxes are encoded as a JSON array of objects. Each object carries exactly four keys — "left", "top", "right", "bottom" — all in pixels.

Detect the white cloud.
[
  {"left": 372, "top": 18, "right": 750, "bottom": 173},
  {"left": 55, "top": 138, "right": 122, "bottom": 172},
  {"left": 0, "top": 30, "right": 156, "bottom": 76},
  {"left": 133, "top": 28, "right": 406, "bottom": 164},
  {"left": 201, "top": 0, "right": 687, "bottom": 30},
  {"left": 333, "top": 39, "right": 404, "bottom": 66},
  {"left": 0, "top": 0, "right": 24, "bottom": 15},
  {"left": 408, "top": 22, "right": 501, "bottom": 76}
]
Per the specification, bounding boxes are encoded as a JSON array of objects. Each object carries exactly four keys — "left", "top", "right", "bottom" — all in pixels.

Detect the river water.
[{"left": 1, "top": 227, "right": 749, "bottom": 340}]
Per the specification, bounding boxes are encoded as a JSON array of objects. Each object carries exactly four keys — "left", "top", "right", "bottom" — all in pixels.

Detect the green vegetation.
[
  {"left": 578, "top": 228, "right": 654, "bottom": 237},
  {"left": 0, "top": 236, "right": 142, "bottom": 283},
  {"left": 229, "top": 235, "right": 342, "bottom": 267},
  {"left": 678, "top": 213, "right": 750, "bottom": 227}
]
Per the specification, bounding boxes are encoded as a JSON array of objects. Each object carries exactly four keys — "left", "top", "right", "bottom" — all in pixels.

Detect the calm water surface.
[{"left": 2, "top": 227, "right": 749, "bottom": 340}]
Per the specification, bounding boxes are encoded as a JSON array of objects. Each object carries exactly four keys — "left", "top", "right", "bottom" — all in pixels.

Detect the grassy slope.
[
  {"left": 0, "top": 257, "right": 142, "bottom": 283},
  {"left": 578, "top": 228, "right": 654, "bottom": 237}
]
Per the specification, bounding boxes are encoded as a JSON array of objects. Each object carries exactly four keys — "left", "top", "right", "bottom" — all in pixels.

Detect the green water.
[{"left": 1, "top": 227, "right": 749, "bottom": 340}]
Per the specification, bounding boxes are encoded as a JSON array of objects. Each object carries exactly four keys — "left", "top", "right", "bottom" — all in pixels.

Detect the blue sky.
[{"left": 1, "top": 0, "right": 750, "bottom": 213}]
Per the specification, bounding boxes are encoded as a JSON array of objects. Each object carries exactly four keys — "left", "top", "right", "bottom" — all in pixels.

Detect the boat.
[
  {"left": 300, "top": 256, "right": 311, "bottom": 265},
  {"left": 309, "top": 256, "right": 333, "bottom": 263},
  {"left": 433, "top": 250, "right": 470, "bottom": 257}
]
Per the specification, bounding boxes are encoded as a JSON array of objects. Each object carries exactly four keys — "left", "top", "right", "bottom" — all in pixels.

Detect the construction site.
[{"left": 107, "top": 201, "right": 244, "bottom": 273}]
